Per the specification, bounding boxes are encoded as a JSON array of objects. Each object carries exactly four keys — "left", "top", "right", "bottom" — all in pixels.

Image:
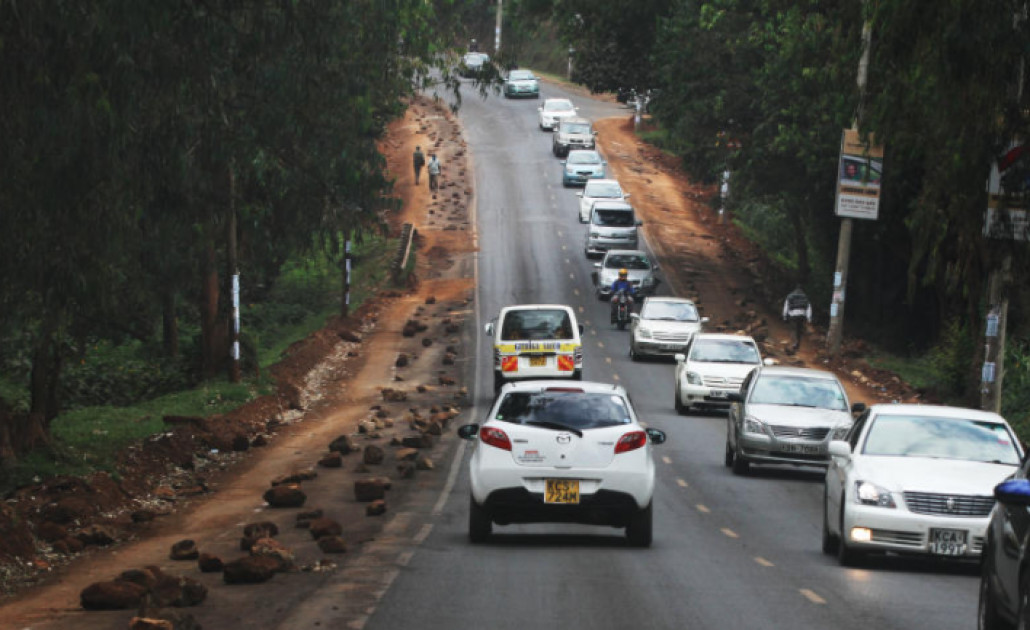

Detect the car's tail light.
[
  {"left": 557, "top": 355, "right": 575, "bottom": 372},
  {"left": 501, "top": 356, "right": 518, "bottom": 373},
  {"left": 545, "top": 386, "right": 583, "bottom": 392},
  {"left": 615, "top": 431, "right": 647, "bottom": 454},
  {"left": 479, "top": 427, "right": 512, "bottom": 451}
]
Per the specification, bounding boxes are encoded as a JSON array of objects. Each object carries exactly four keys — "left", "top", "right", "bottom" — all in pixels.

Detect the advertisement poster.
[
  {"left": 835, "top": 129, "right": 884, "bottom": 220},
  {"left": 984, "top": 144, "right": 1030, "bottom": 241}
]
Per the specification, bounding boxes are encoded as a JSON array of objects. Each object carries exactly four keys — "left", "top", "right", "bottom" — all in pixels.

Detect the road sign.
[{"left": 835, "top": 129, "right": 884, "bottom": 220}]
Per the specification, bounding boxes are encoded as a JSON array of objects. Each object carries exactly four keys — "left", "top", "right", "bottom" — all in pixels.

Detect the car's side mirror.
[
  {"left": 828, "top": 440, "right": 852, "bottom": 458},
  {"left": 701, "top": 317, "right": 710, "bottom": 324},
  {"left": 646, "top": 428, "right": 667, "bottom": 445},
  {"left": 593, "top": 262, "right": 602, "bottom": 269},
  {"left": 579, "top": 216, "right": 588, "bottom": 224},
  {"left": 624, "top": 193, "right": 631, "bottom": 199},
  {"left": 674, "top": 353, "right": 686, "bottom": 363},
  {"left": 636, "top": 219, "right": 643, "bottom": 226},
  {"left": 630, "top": 313, "right": 640, "bottom": 321},
  {"left": 762, "top": 358, "right": 776, "bottom": 366},
  {"left": 995, "top": 479, "right": 1030, "bottom": 505},
  {"left": 851, "top": 402, "right": 867, "bottom": 413},
  {"left": 576, "top": 192, "right": 583, "bottom": 198},
  {"left": 537, "top": 107, "right": 543, "bottom": 111},
  {"left": 484, "top": 322, "right": 494, "bottom": 336},
  {"left": 560, "top": 160, "right": 566, "bottom": 165},
  {"left": 457, "top": 424, "right": 480, "bottom": 440}
]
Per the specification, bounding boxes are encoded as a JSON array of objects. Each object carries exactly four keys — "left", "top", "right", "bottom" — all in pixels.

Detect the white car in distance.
[
  {"left": 538, "top": 98, "right": 577, "bottom": 131},
  {"left": 577, "top": 179, "right": 629, "bottom": 223},
  {"left": 629, "top": 297, "right": 707, "bottom": 360},
  {"left": 457, "top": 380, "right": 667, "bottom": 546},
  {"left": 674, "top": 333, "right": 767, "bottom": 414},
  {"left": 823, "top": 404, "right": 1023, "bottom": 566}
]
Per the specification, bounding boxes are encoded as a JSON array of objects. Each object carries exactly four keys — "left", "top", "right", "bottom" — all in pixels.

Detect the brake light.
[
  {"left": 501, "top": 356, "right": 518, "bottom": 372},
  {"left": 615, "top": 431, "right": 647, "bottom": 454},
  {"left": 545, "top": 387, "right": 583, "bottom": 393},
  {"left": 479, "top": 426, "right": 512, "bottom": 451}
]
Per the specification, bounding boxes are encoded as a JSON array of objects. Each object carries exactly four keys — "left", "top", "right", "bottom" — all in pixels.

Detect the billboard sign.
[{"left": 835, "top": 129, "right": 884, "bottom": 220}]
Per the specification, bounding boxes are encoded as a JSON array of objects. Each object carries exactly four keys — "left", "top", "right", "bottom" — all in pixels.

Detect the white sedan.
[
  {"left": 538, "top": 98, "right": 577, "bottom": 131},
  {"left": 674, "top": 333, "right": 765, "bottom": 414},
  {"left": 577, "top": 179, "right": 629, "bottom": 223},
  {"left": 457, "top": 380, "right": 666, "bottom": 546},
  {"left": 823, "top": 404, "right": 1022, "bottom": 566}
]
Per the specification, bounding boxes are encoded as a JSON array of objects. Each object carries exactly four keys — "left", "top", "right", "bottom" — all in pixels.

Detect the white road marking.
[
  {"left": 397, "top": 551, "right": 415, "bottom": 566},
  {"left": 605, "top": 357, "right": 612, "bottom": 364},
  {"left": 676, "top": 479, "right": 688, "bottom": 488},
  {"left": 612, "top": 374, "right": 620, "bottom": 381},
  {"left": 597, "top": 341, "right": 604, "bottom": 348},
  {"left": 574, "top": 289, "right": 580, "bottom": 296},
  {"left": 696, "top": 504, "right": 710, "bottom": 513},
  {"left": 413, "top": 523, "right": 433, "bottom": 544},
  {"left": 662, "top": 456, "right": 672, "bottom": 465},
  {"left": 721, "top": 528, "right": 739, "bottom": 539},
  {"left": 754, "top": 557, "right": 774, "bottom": 567},
  {"left": 800, "top": 589, "right": 826, "bottom": 605},
  {"left": 434, "top": 441, "right": 468, "bottom": 516}
]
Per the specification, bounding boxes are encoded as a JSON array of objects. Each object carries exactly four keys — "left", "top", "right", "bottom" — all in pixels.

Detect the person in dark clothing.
[
  {"left": 610, "top": 268, "right": 636, "bottom": 322},
  {"left": 413, "top": 146, "right": 426, "bottom": 185},
  {"left": 782, "top": 285, "right": 812, "bottom": 352}
]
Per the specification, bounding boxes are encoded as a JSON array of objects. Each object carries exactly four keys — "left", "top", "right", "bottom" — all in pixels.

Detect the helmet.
[{"left": 618, "top": 268, "right": 628, "bottom": 278}]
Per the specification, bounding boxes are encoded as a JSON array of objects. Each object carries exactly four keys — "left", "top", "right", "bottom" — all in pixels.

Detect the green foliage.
[
  {"left": 869, "top": 320, "right": 976, "bottom": 403},
  {"left": 1003, "top": 338, "right": 1030, "bottom": 438}
]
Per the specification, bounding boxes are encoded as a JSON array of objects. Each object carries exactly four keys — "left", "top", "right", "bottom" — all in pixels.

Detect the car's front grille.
[
  {"left": 653, "top": 331, "right": 691, "bottom": 342},
  {"left": 972, "top": 536, "right": 985, "bottom": 553},
  {"left": 769, "top": 425, "right": 830, "bottom": 440},
  {"left": 902, "top": 492, "right": 994, "bottom": 517},
  {"left": 702, "top": 375, "right": 744, "bottom": 388},
  {"left": 870, "top": 529, "right": 923, "bottom": 547}
]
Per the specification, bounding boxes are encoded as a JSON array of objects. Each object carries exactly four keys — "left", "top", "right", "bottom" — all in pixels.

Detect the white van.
[{"left": 485, "top": 305, "right": 584, "bottom": 392}]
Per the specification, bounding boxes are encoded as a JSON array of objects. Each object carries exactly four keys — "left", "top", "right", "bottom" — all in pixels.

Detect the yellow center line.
[
  {"left": 562, "top": 245, "right": 567, "bottom": 251},
  {"left": 605, "top": 357, "right": 612, "bottom": 364},
  {"left": 800, "top": 589, "right": 826, "bottom": 605},
  {"left": 573, "top": 289, "right": 580, "bottom": 296},
  {"left": 612, "top": 374, "right": 620, "bottom": 381},
  {"left": 565, "top": 258, "right": 571, "bottom": 264},
  {"left": 597, "top": 341, "right": 604, "bottom": 348},
  {"left": 579, "top": 307, "right": 586, "bottom": 314},
  {"left": 569, "top": 273, "right": 575, "bottom": 280},
  {"left": 721, "top": 528, "right": 738, "bottom": 539},
  {"left": 676, "top": 479, "right": 688, "bottom": 488},
  {"left": 661, "top": 456, "right": 672, "bottom": 465},
  {"left": 696, "top": 504, "right": 710, "bottom": 513},
  {"left": 557, "top": 230, "right": 563, "bottom": 237},
  {"left": 754, "top": 557, "right": 774, "bottom": 567}
]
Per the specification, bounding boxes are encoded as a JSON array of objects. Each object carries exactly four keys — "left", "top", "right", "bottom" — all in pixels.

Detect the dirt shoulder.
[
  {"left": 594, "top": 115, "right": 918, "bottom": 407},
  {"left": 0, "top": 95, "right": 477, "bottom": 628}
]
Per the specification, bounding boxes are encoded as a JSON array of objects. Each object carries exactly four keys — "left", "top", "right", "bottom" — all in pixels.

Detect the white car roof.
[
  {"left": 693, "top": 332, "right": 757, "bottom": 343},
  {"left": 604, "top": 249, "right": 647, "bottom": 258},
  {"left": 590, "top": 200, "right": 633, "bottom": 211},
  {"left": 867, "top": 403, "right": 1007, "bottom": 422},
  {"left": 499, "top": 379, "right": 628, "bottom": 397},
  {"left": 755, "top": 365, "right": 842, "bottom": 381},
  {"left": 584, "top": 179, "right": 622, "bottom": 189},
  {"left": 642, "top": 296, "right": 696, "bottom": 306},
  {"left": 499, "top": 304, "right": 577, "bottom": 314}
]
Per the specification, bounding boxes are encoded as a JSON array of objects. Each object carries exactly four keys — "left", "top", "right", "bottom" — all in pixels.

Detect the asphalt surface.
[{"left": 362, "top": 80, "right": 980, "bottom": 630}]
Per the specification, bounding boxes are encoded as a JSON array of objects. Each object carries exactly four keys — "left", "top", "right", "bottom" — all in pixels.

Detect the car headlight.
[
  {"left": 637, "top": 327, "right": 652, "bottom": 339},
  {"left": 854, "top": 481, "right": 896, "bottom": 508},
  {"left": 831, "top": 424, "right": 852, "bottom": 440},
  {"left": 743, "top": 415, "right": 766, "bottom": 435},
  {"left": 685, "top": 371, "right": 703, "bottom": 385}
]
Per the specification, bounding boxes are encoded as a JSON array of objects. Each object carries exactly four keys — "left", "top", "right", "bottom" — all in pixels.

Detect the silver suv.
[
  {"left": 584, "top": 200, "right": 640, "bottom": 257},
  {"left": 552, "top": 117, "right": 596, "bottom": 158}
]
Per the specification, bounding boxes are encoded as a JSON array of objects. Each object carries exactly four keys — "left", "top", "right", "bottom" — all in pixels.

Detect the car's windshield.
[
  {"left": 500, "top": 309, "right": 575, "bottom": 341},
  {"left": 495, "top": 391, "right": 632, "bottom": 430},
  {"left": 509, "top": 70, "right": 534, "bottom": 80},
  {"left": 604, "top": 253, "right": 649, "bottom": 269},
  {"left": 563, "top": 123, "right": 591, "bottom": 134},
  {"left": 641, "top": 301, "right": 698, "bottom": 322},
  {"left": 689, "top": 339, "right": 760, "bottom": 364},
  {"left": 584, "top": 182, "right": 622, "bottom": 198},
  {"left": 861, "top": 414, "right": 1021, "bottom": 465},
  {"left": 568, "top": 152, "right": 601, "bottom": 164},
  {"left": 593, "top": 209, "right": 635, "bottom": 227},
  {"left": 544, "top": 100, "right": 573, "bottom": 112},
  {"left": 749, "top": 375, "right": 848, "bottom": 411}
]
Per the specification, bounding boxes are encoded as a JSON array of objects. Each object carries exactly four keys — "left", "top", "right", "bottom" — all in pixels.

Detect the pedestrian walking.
[
  {"left": 427, "top": 153, "right": 441, "bottom": 192},
  {"left": 412, "top": 146, "right": 425, "bottom": 185},
  {"left": 782, "top": 285, "right": 812, "bottom": 352}
]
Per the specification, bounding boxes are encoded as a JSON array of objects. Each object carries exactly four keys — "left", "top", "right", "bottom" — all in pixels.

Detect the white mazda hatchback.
[{"left": 458, "top": 380, "right": 666, "bottom": 546}]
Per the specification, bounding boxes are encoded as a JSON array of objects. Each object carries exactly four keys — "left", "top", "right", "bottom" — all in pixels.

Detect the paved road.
[{"left": 363, "top": 80, "right": 980, "bottom": 630}]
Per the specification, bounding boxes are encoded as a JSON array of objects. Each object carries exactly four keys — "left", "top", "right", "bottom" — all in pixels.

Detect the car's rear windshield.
[
  {"left": 500, "top": 309, "right": 575, "bottom": 341},
  {"left": 604, "top": 254, "right": 649, "bottom": 269},
  {"left": 568, "top": 152, "right": 601, "bottom": 164},
  {"left": 641, "top": 301, "right": 699, "bottom": 322},
  {"left": 562, "top": 123, "right": 591, "bottom": 134},
  {"left": 749, "top": 375, "right": 847, "bottom": 411},
  {"left": 593, "top": 209, "right": 635, "bottom": 227},
  {"left": 689, "top": 339, "right": 760, "bottom": 364},
  {"left": 861, "top": 414, "right": 1021, "bottom": 465},
  {"left": 495, "top": 391, "right": 632, "bottom": 429},
  {"left": 509, "top": 70, "right": 534, "bottom": 80},
  {"left": 584, "top": 182, "right": 622, "bottom": 198},
  {"left": 545, "top": 100, "right": 573, "bottom": 111}
]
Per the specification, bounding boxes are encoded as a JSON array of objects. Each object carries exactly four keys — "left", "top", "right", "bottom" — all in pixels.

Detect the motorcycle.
[{"left": 611, "top": 290, "right": 634, "bottom": 330}]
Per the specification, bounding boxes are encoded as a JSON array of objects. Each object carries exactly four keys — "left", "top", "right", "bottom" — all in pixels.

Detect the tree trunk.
[
  {"left": 162, "top": 286, "right": 179, "bottom": 358},
  {"left": 200, "top": 239, "right": 221, "bottom": 379},
  {"left": 791, "top": 207, "right": 810, "bottom": 285},
  {"left": 29, "top": 312, "right": 62, "bottom": 421}
]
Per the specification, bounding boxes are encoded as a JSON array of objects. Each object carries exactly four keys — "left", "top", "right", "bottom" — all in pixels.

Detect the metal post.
[
  {"left": 227, "top": 163, "right": 241, "bottom": 383},
  {"left": 341, "top": 239, "right": 352, "bottom": 317},
  {"left": 567, "top": 47, "right": 574, "bottom": 80},
  {"left": 981, "top": 255, "right": 1010, "bottom": 413},
  {"left": 495, "top": 0, "right": 502, "bottom": 54},
  {"left": 826, "top": 16, "right": 871, "bottom": 356}
]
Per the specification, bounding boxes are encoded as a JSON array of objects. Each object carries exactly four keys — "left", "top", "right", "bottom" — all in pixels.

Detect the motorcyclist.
[{"left": 610, "top": 268, "right": 635, "bottom": 322}]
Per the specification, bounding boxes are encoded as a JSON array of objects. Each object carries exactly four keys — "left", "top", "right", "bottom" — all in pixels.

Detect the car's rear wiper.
[{"left": 525, "top": 421, "right": 583, "bottom": 437}]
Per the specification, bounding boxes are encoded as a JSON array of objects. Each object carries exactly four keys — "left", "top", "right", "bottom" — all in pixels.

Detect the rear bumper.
[{"left": 480, "top": 487, "right": 642, "bottom": 527}]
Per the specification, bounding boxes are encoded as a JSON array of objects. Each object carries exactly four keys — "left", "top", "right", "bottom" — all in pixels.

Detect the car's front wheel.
[
  {"left": 731, "top": 439, "right": 750, "bottom": 476},
  {"left": 674, "top": 383, "right": 688, "bottom": 415},
  {"left": 821, "top": 490, "right": 839, "bottom": 555},
  {"left": 625, "top": 503, "right": 653, "bottom": 547},
  {"left": 469, "top": 496, "right": 492, "bottom": 543},
  {"left": 978, "top": 549, "right": 1012, "bottom": 630}
]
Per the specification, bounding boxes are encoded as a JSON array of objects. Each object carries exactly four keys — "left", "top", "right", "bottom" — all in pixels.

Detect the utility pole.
[
  {"left": 495, "top": 0, "right": 502, "bottom": 54},
  {"left": 227, "top": 163, "right": 241, "bottom": 383},
  {"left": 827, "top": 18, "right": 872, "bottom": 355},
  {"left": 980, "top": 256, "right": 1010, "bottom": 413}
]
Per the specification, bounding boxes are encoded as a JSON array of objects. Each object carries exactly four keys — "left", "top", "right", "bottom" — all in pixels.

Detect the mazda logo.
[{"left": 556, "top": 433, "right": 572, "bottom": 444}]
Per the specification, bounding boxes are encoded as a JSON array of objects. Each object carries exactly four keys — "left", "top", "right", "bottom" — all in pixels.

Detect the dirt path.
[
  {"left": 594, "top": 115, "right": 912, "bottom": 406},
  {"left": 0, "top": 95, "right": 477, "bottom": 629}
]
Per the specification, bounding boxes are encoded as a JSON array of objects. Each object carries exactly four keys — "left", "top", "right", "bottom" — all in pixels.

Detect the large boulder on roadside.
[
  {"left": 223, "top": 556, "right": 280, "bottom": 584},
  {"left": 363, "top": 445, "right": 385, "bottom": 465},
  {"left": 76, "top": 524, "right": 117, "bottom": 547},
  {"left": 328, "top": 435, "right": 357, "bottom": 455},
  {"left": 198, "top": 553, "right": 224, "bottom": 573},
  {"left": 80, "top": 580, "right": 148, "bottom": 610},
  {"left": 250, "top": 537, "right": 295, "bottom": 573},
  {"left": 271, "top": 469, "right": 317, "bottom": 486},
  {"left": 147, "top": 572, "right": 208, "bottom": 607},
  {"left": 243, "top": 521, "right": 279, "bottom": 538},
  {"left": 317, "top": 536, "right": 347, "bottom": 554},
  {"left": 263, "top": 485, "right": 306, "bottom": 508},
  {"left": 169, "top": 539, "right": 199, "bottom": 561},
  {"left": 308, "top": 517, "right": 343, "bottom": 540},
  {"left": 318, "top": 452, "right": 343, "bottom": 468},
  {"left": 354, "top": 478, "right": 388, "bottom": 502}
]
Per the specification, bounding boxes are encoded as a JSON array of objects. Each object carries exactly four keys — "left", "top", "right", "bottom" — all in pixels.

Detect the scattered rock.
[
  {"left": 263, "top": 485, "right": 306, "bottom": 508},
  {"left": 223, "top": 556, "right": 280, "bottom": 585},
  {"left": 354, "top": 478, "right": 388, "bottom": 502},
  {"left": 318, "top": 452, "right": 343, "bottom": 468},
  {"left": 339, "top": 328, "right": 362, "bottom": 343},
  {"left": 131, "top": 510, "right": 157, "bottom": 523},
  {"left": 80, "top": 580, "right": 148, "bottom": 610},
  {"left": 328, "top": 434, "right": 357, "bottom": 455},
  {"left": 381, "top": 388, "right": 408, "bottom": 402},
  {"left": 37, "top": 521, "right": 68, "bottom": 543},
  {"left": 421, "top": 338, "right": 433, "bottom": 347},
  {"left": 271, "top": 469, "right": 317, "bottom": 485},
  {"left": 396, "top": 462, "right": 416, "bottom": 479},
  {"left": 231, "top": 435, "right": 250, "bottom": 452},
  {"left": 442, "top": 353, "right": 456, "bottom": 365},
  {"left": 317, "top": 536, "right": 347, "bottom": 554},
  {"left": 366, "top": 499, "right": 387, "bottom": 516},
  {"left": 198, "top": 553, "right": 224, "bottom": 573},
  {"left": 401, "top": 434, "right": 433, "bottom": 449},
  {"left": 169, "top": 539, "right": 199, "bottom": 561},
  {"left": 395, "top": 448, "right": 419, "bottom": 461},
  {"left": 416, "top": 457, "right": 434, "bottom": 471},
  {"left": 129, "top": 618, "right": 174, "bottom": 630},
  {"left": 76, "top": 524, "right": 117, "bottom": 547},
  {"left": 309, "top": 517, "right": 343, "bottom": 540},
  {"left": 250, "top": 537, "right": 295, "bottom": 573},
  {"left": 251, "top": 434, "right": 269, "bottom": 447},
  {"left": 243, "top": 521, "right": 279, "bottom": 538},
  {"left": 395, "top": 353, "right": 409, "bottom": 368},
  {"left": 363, "top": 445, "right": 385, "bottom": 465},
  {"left": 438, "top": 375, "right": 456, "bottom": 386},
  {"left": 425, "top": 296, "right": 436, "bottom": 304}
]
